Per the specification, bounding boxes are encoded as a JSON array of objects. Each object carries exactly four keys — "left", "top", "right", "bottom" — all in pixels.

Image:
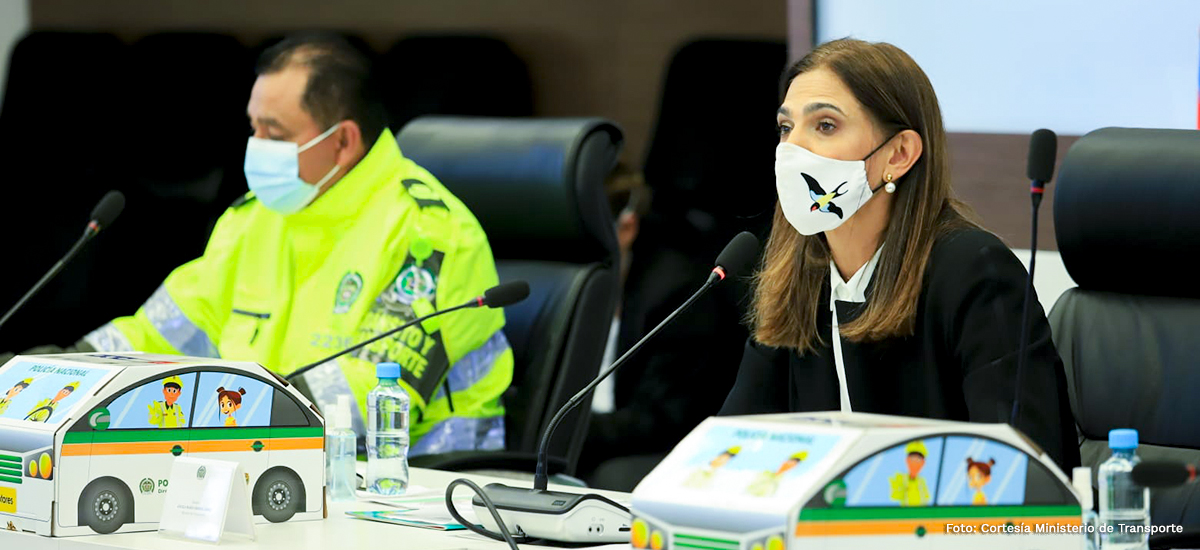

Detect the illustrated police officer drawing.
[
  {"left": 684, "top": 446, "right": 741, "bottom": 489},
  {"left": 746, "top": 451, "right": 809, "bottom": 497},
  {"left": 0, "top": 377, "right": 31, "bottom": 415},
  {"left": 888, "top": 440, "right": 931, "bottom": 506},
  {"left": 148, "top": 375, "right": 186, "bottom": 428},
  {"left": 24, "top": 380, "right": 79, "bottom": 422}
]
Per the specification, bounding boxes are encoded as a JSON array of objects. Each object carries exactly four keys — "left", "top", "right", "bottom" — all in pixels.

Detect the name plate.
[{"left": 158, "top": 456, "right": 255, "bottom": 543}]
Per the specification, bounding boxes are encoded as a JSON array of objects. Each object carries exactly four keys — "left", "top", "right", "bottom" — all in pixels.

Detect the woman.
[{"left": 719, "top": 38, "right": 1079, "bottom": 471}]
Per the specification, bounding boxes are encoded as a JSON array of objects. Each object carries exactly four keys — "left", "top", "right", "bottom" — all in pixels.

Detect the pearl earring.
[{"left": 884, "top": 173, "right": 896, "bottom": 194}]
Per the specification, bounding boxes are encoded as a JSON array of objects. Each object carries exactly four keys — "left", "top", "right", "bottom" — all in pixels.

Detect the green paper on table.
[{"left": 346, "top": 510, "right": 468, "bottom": 531}]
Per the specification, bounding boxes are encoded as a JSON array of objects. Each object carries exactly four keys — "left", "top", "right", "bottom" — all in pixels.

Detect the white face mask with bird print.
[{"left": 774, "top": 138, "right": 895, "bottom": 235}]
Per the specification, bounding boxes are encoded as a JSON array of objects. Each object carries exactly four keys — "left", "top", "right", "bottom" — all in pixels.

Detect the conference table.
[{"left": 1, "top": 468, "right": 632, "bottom": 550}]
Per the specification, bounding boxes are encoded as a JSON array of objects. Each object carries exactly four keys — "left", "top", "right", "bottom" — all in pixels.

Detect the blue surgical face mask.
[{"left": 244, "top": 123, "right": 341, "bottom": 214}]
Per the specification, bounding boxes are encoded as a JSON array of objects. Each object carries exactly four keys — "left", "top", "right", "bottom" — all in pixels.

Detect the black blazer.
[{"left": 719, "top": 228, "right": 1080, "bottom": 471}]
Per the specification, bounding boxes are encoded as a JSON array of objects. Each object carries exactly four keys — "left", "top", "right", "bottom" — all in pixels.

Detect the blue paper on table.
[{"left": 346, "top": 510, "right": 468, "bottom": 531}]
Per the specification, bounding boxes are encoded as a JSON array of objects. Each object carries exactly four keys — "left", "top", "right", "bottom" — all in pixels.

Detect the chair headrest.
[
  {"left": 1054, "top": 127, "right": 1200, "bottom": 299},
  {"left": 396, "top": 116, "right": 622, "bottom": 264}
]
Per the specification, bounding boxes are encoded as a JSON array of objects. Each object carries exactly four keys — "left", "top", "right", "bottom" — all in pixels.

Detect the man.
[
  {"left": 81, "top": 34, "right": 512, "bottom": 454},
  {"left": 25, "top": 381, "right": 79, "bottom": 422},
  {"left": 580, "top": 165, "right": 750, "bottom": 490},
  {"left": 147, "top": 375, "right": 186, "bottom": 428}
]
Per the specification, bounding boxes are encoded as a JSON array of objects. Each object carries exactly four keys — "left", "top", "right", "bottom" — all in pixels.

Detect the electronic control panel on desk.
[{"left": 630, "top": 412, "right": 1086, "bottom": 550}]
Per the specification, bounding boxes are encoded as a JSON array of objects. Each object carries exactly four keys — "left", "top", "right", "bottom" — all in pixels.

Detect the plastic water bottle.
[
  {"left": 1099, "top": 428, "right": 1150, "bottom": 550},
  {"left": 1073, "top": 466, "right": 1099, "bottom": 550},
  {"left": 366, "top": 362, "right": 410, "bottom": 495},
  {"left": 325, "top": 394, "right": 358, "bottom": 502}
]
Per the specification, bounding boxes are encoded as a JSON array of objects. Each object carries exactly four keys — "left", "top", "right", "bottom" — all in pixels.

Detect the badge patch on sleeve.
[
  {"left": 387, "top": 262, "right": 437, "bottom": 306},
  {"left": 356, "top": 250, "right": 451, "bottom": 405},
  {"left": 334, "top": 272, "right": 364, "bottom": 314}
]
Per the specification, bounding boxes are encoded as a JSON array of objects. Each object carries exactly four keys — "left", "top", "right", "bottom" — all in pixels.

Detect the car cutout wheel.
[
  {"left": 79, "top": 478, "right": 133, "bottom": 534},
  {"left": 253, "top": 468, "right": 303, "bottom": 523},
  {"left": 268, "top": 480, "right": 291, "bottom": 511},
  {"left": 93, "top": 490, "right": 119, "bottom": 522}
]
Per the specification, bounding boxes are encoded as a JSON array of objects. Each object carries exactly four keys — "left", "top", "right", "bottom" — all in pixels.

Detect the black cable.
[{"left": 445, "top": 478, "right": 533, "bottom": 550}]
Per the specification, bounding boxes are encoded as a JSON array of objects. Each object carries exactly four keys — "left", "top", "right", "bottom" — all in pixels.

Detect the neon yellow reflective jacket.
[{"left": 84, "top": 131, "right": 512, "bottom": 455}]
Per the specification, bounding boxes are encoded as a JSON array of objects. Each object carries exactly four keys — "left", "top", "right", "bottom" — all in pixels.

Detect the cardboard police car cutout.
[
  {"left": 631, "top": 412, "right": 1087, "bottom": 550},
  {"left": 0, "top": 353, "right": 324, "bottom": 536}
]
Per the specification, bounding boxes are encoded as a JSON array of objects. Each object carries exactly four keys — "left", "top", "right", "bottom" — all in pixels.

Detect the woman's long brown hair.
[{"left": 752, "top": 38, "right": 979, "bottom": 354}]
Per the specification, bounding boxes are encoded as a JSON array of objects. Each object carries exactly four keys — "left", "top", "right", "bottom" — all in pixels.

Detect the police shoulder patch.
[
  {"left": 391, "top": 263, "right": 437, "bottom": 306},
  {"left": 401, "top": 179, "right": 449, "bottom": 210},
  {"left": 334, "top": 272, "right": 364, "bottom": 314}
]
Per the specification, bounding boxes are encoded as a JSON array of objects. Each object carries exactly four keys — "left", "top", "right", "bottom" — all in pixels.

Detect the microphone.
[
  {"left": 709, "top": 231, "right": 760, "bottom": 283},
  {"left": 89, "top": 190, "right": 126, "bottom": 233},
  {"left": 0, "top": 191, "right": 126, "bottom": 332},
  {"left": 285, "top": 280, "right": 529, "bottom": 381},
  {"left": 1010, "top": 130, "right": 1057, "bottom": 426},
  {"left": 1132, "top": 460, "right": 1199, "bottom": 489},
  {"left": 453, "top": 232, "right": 760, "bottom": 543},
  {"left": 1027, "top": 129, "right": 1057, "bottom": 196}
]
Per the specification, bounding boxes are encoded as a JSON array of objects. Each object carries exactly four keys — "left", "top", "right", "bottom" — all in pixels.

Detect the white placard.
[{"left": 158, "top": 456, "right": 256, "bottom": 543}]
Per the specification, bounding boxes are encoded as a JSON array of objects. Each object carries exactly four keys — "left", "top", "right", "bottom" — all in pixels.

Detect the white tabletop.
[{"left": 0, "top": 468, "right": 632, "bottom": 550}]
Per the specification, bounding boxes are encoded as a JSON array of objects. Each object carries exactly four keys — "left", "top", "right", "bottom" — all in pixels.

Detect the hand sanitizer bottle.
[{"left": 325, "top": 394, "right": 358, "bottom": 503}]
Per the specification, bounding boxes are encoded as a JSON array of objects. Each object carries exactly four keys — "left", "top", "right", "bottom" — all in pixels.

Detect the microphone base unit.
[{"left": 473, "top": 483, "right": 631, "bottom": 543}]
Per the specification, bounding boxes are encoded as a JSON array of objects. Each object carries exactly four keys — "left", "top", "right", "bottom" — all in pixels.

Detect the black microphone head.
[
  {"left": 90, "top": 190, "right": 126, "bottom": 229},
  {"left": 714, "top": 231, "right": 761, "bottom": 279},
  {"left": 1132, "top": 461, "right": 1192, "bottom": 488},
  {"left": 1027, "top": 129, "right": 1057, "bottom": 183},
  {"left": 483, "top": 281, "right": 530, "bottom": 308}
]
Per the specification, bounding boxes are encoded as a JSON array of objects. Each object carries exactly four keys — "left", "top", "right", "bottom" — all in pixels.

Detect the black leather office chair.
[
  {"left": 396, "top": 117, "right": 622, "bottom": 476},
  {"left": 1049, "top": 127, "right": 1200, "bottom": 532}
]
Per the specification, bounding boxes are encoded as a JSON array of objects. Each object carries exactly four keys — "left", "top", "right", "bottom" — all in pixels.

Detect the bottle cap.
[
  {"left": 1072, "top": 467, "right": 1093, "bottom": 510},
  {"left": 376, "top": 362, "right": 401, "bottom": 380},
  {"left": 1109, "top": 428, "right": 1139, "bottom": 450}
]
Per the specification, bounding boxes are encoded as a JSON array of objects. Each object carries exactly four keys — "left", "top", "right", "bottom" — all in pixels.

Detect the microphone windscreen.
[
  {"left": 90, "top": 190, "right": 126, "bottom": 228},
  {"left": 483, "top": 280, "right": 530, "bottom": 308},
  {"left": 715, "top": 231, "right": 761, "bottom": 279},
  {"left": 1027, "top": 129, "right": 1058, "bottom": 183},
  {"left": 1132, "top": 461, "right": 1192, "bottom": 488}
]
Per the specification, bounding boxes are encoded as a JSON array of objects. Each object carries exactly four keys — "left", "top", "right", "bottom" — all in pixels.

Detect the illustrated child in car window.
[
  {"left": 966, "top": 457, "right": 996, "bottom": 505},
  {"left": 217, "top": 386, "right": 246, "bottom": 427}
]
